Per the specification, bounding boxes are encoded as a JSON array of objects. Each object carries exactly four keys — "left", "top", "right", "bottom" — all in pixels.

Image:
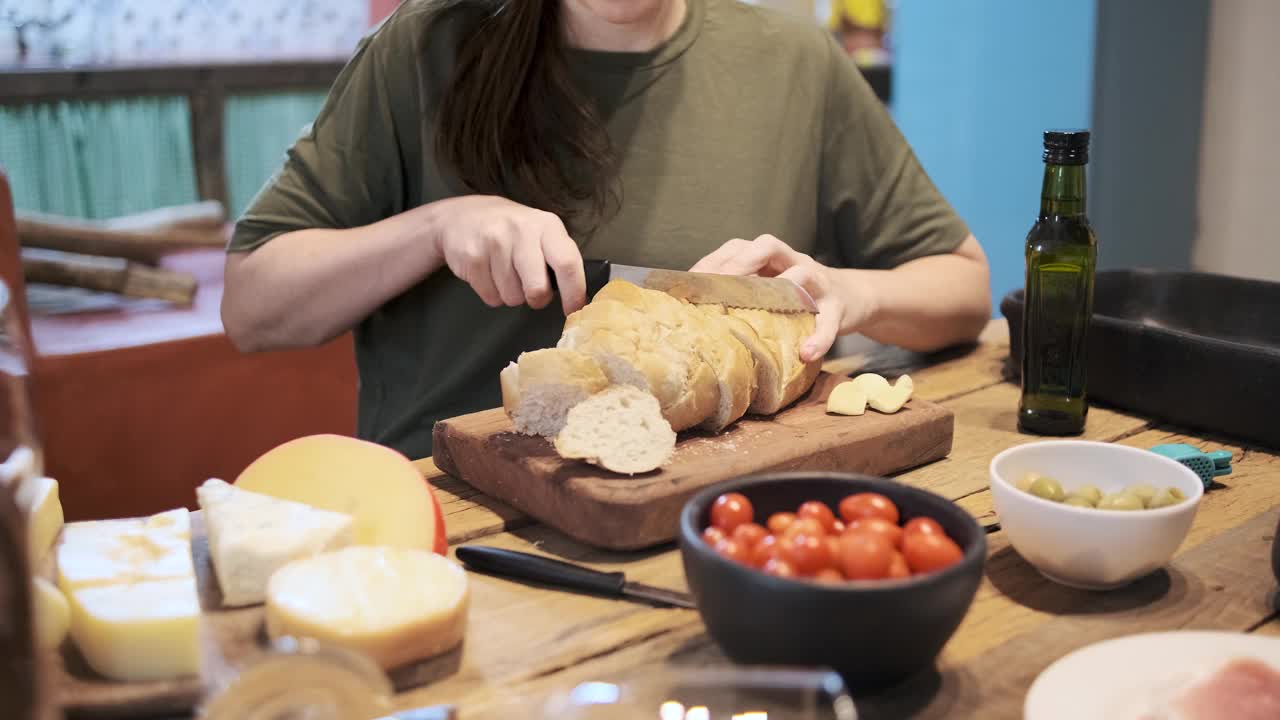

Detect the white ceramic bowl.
[{"left": 990, "top": 440, "right": 1204, "bottom": 590}]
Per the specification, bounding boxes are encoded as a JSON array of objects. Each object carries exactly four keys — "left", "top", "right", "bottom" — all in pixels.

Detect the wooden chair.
[{"left": 0, "top": 169, "right": 358, "bottom": 521}]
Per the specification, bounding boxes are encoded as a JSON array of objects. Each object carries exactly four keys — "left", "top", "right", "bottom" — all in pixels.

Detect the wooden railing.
[
  {"left": 0, "top": 58, "right": 348, "bottom": 210},
  {"left": 0, "top": 56, "right": 890, "bottom": 211}
]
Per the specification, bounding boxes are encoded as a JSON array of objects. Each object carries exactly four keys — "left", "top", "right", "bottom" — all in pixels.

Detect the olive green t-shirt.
[{"left": 230, "top": 0, "right": 969, "bottom": 460}]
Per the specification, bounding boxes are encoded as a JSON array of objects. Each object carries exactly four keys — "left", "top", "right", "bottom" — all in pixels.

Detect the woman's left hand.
[{"left": 690, "top": 235, "right": 872, "bottom": 363}]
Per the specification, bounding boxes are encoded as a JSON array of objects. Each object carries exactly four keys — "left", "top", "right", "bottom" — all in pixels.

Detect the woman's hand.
[
  {"left": 428, "top": 195, "right": 587, "bottom": 314},
  {"left": 690, "top": 235, "right": 871, "bottom": 362}
]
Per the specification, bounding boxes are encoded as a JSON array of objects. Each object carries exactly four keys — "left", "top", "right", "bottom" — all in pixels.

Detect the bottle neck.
[{"left": 1039, "top": 163, "right": 1087, "bottom": 218}]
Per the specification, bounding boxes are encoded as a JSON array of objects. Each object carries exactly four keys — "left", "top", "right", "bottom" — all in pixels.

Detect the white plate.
[{"left": 1025, "top": 631, "right": 1280, "bottom": 720}]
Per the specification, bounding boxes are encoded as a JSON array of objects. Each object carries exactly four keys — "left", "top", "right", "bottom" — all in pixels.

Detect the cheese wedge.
[
  {"left": 235, "top": 435, "right": 447, "bottom": 553},
  {"left": 17, "top": 475, "right": 63, "bottom": 566},
  {"left": 197, "top": 478, "right": 355, "bottom": 607},
  {"left": 66, "top": 578, "right": 201, "bottom": 681},
  {"left": 32, "top": 576, "right": 70, "bottom": 650},
  {"left": 56, "top": 508, "right": 193, "bottom": 592},
  {"left": 266, "top": 546, "right": 468, "bottom": 670}
]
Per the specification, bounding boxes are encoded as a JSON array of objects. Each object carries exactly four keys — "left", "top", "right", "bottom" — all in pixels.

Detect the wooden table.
[{"left": 391, "top": 320, "right": 1280, "bottom": 718}]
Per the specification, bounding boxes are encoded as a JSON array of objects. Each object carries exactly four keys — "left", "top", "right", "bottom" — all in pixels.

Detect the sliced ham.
[{"left": 1141, "top": 658, "right": 1280, "bottom": 720}]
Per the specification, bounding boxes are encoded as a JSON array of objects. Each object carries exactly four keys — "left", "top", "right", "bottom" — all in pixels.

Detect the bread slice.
[
  {"left": 500, "top": 348, "right": 609, "bottom": 437},
  {"left": 554, "top": 386, "right": 675, "bottom": 474},
  {"left": 560, "top": 295, "right": 719, "bottom": 432},
  {"left": 726, "top": 308, "right": 823, "bottom": 414},
  {"left": 593, "top": 281, "right": 755, "bottom": 433}
]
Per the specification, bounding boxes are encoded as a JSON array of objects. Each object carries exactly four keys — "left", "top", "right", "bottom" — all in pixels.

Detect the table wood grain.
[
  {"left": 384, "top": 319, "right": 1280, "bottom": 719},
  {"left": 104, "top": 319, "right": 1272, "bottom": 719}
]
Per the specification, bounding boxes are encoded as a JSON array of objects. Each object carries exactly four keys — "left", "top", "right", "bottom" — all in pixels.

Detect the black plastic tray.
[{"left": 1001, "top": 268, "right": 1280, "bottom": 450}]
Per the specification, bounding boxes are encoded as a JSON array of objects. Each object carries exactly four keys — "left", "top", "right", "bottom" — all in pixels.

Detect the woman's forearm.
[
  {"left": 833, "top": 235, "right": 992, "bottom": 353},
  {"left": 221, "top": 206, "right": 444, "bottom": 352}
]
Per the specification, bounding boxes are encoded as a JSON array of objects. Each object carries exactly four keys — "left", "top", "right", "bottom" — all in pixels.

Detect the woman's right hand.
[{"left": 427, "top": 195, "right": 587, "bottom": 314}]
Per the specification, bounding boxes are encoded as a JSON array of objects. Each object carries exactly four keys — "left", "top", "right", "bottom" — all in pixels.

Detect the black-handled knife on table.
[
  {"left": 549, "top": 258, "right": 820, "bottom": 314},
  {"left": 455, "top": 545, "right": 696, "bottom": 610}
]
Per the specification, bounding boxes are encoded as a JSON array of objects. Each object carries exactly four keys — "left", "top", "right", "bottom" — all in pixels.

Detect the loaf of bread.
[{"left": 501, "top": 280, "right": 823, "bottom": 464}]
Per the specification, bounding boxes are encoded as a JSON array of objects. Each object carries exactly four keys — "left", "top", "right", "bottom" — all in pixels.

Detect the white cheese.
[
  {"left": 196, "top": 478, "right": 354, "bottom": 607},
  {"left": 56, "top": 508, "right": 193, "bottom": 592}
]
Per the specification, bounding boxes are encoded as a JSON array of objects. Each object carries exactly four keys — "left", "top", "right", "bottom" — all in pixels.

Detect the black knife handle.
[
  {"left": 455, "top": 546, "right": 626, "bottom": 597},
  {"left": 547, "top": 258, "right": 611, "bottom": 304}
]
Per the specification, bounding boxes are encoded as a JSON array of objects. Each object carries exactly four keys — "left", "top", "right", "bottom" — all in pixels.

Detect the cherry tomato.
[
  {"left": 712, "top": 493, "right": 754, "bottom": 532},
  {"left": 887, "top": 551, "right": 911, "bottom": 579},
  {"left": 731, "top": 522, "right": 768, "bottom": 549},
  {"left": 844, "top": 517, "right": 904, "bottom": 549},
  {"left": 714, "top": 538, "right": 752, "bottom": 565},
  {"left": 782, "top": 517, "right": 826, "bottom": 540},
  {"left": 702, "top": 526, "right": 727, "bottom": 545},
  {"left": 902, "top": 533, "right": 964, "bottom": 574},
  {"left": 767, "top": 512, "right": 797, "bottom": 535},
  {"left": 903, "top": 516, "right": 945, "bottom": 539},
  {"left": 825, "top": 535, "right": 842, "bottom": 564},
  {"left": 812, "top": 568, "right": 845, "bottom": 584},
  {"left": 762, "top": 558, "right": 797, "bottom": 578},
  {"left": 751, "top": 534, "right": 782, "bottom": 567},
  {"left": 837, "top": 532, "right": 895, "bottom": 580},
  {"left": 831, "top": 519, "right": 846, "bottom": 535},
  {"left": 781, "top": 529, "right": 833, "bottom": 575},
  {"left": 796, "top": 501, "right": 838, "bottom": 534},
  {"left": 838, "top": 493, "right": 900, "bottom": 525}
]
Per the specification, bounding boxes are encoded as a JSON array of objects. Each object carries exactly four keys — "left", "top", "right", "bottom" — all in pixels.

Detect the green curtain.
[
  {"left": 0, "top": 96, "right": 198, "bottom": 219},
  {"left": 223, "top": 91, "right": 329, "bottom": 219}
]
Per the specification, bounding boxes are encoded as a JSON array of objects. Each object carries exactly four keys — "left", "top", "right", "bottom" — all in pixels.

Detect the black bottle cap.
[{"left": 1043, "top": 129, "right": 1090, "bottom": 165}]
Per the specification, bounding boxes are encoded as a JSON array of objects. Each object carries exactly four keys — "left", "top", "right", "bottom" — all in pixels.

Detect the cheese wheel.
[
  {"left": 235, "top": 435, "right": 447, "bottom": 554},
  {"left": 265, "top": 546, "right": 468, "bottom": 670}
]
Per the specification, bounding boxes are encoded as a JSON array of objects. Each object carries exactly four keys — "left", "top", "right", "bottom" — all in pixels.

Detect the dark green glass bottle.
[{"left": 1018, "top": 130, "right": 1097, "bottom": 435}]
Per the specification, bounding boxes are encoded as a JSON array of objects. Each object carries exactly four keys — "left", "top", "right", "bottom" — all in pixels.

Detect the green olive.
[
  {"left": 1016, "top": 472, "right": 1041, "bottom": 493},
  {"left": 1028, "top": 476, "right": 1066, "bottom": 502},
  {"left": 1073, "top": 484, "right": 1103, "bottom": 505},
  {"left": 1125, "top": 483, "right": 1157, "bottom": 507},
  {"left": 1063, "top": 495, "right": 1096, "bottom": 508},
  {"left": 1147, "top": 487, "right": 1187, "bottom": 509},
  {"left": 1098, "top": 493, "right": 1145, "bottom": 511}
]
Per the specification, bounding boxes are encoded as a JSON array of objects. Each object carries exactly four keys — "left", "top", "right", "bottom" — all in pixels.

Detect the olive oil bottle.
[{"left": 1018, "top": 130, "right": 1097, "bottom": 435}]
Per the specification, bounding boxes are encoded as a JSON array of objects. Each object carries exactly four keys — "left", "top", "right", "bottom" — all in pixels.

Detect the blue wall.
[{"left": 890, "top": 1, "right": 1098, "bottom": 310}]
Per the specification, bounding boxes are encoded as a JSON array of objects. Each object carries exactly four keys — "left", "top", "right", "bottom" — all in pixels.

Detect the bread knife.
[
  {"left": 554, "top": 258, "right": 819, "bottom": 314},
  {"left": 455, "top": 545, "right": 696, "bottom": 609}
]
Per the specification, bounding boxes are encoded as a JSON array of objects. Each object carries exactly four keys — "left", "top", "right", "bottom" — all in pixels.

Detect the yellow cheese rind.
[
  {"left": 197, "top": 478, "right": 355, "bottom": 607},
  {"left": 18, "top": 476, "right": 63, "bottom": 566},
  {"left": 66, "top": 578, "right": 201, "bottom": 682},
  {"left": 265, "top": 546, "right": 469, "bottom": 670},
  {"left": 33, "top": 576, "right": 70, "bottom": 650},
  {"left": 826, "top": 381, "right": 868, "bottom": 416},
  {"left": 56, "top": 508, "right": 193, "bottom": 592}
]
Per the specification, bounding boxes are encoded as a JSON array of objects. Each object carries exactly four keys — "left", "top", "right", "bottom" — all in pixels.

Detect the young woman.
[{"left": 222, "top": 0, "right": 991, "bottom": 459}]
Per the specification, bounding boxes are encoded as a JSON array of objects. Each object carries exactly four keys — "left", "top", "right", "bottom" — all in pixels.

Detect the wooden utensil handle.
[
  {"left": 21, "top": 248, "right": 198, "bottom": 306},
  {"left": 17, "top": 212, "right": 226, "bottom": 265}
]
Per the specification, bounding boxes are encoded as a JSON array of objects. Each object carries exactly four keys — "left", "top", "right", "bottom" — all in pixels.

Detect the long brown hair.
[{"left": 435, "top": 0, "right": 618, "bottom": 234}]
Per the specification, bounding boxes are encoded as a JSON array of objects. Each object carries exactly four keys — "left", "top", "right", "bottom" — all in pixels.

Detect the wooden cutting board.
[
  {"left": 432, "top": 373, "right": 955, "bottom": 551},
  {"left": 48, "top": 513, "right": 455, "bottom": 718}
]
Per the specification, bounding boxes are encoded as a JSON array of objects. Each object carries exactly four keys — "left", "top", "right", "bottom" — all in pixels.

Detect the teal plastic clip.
[{"left": 1150, "top": 443, "right": 1232, "bottom": 490}]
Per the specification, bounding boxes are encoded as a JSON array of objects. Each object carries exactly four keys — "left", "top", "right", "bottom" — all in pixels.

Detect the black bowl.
[{"left": 679, "top": 472, "right": 987, "bottom": 691}]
